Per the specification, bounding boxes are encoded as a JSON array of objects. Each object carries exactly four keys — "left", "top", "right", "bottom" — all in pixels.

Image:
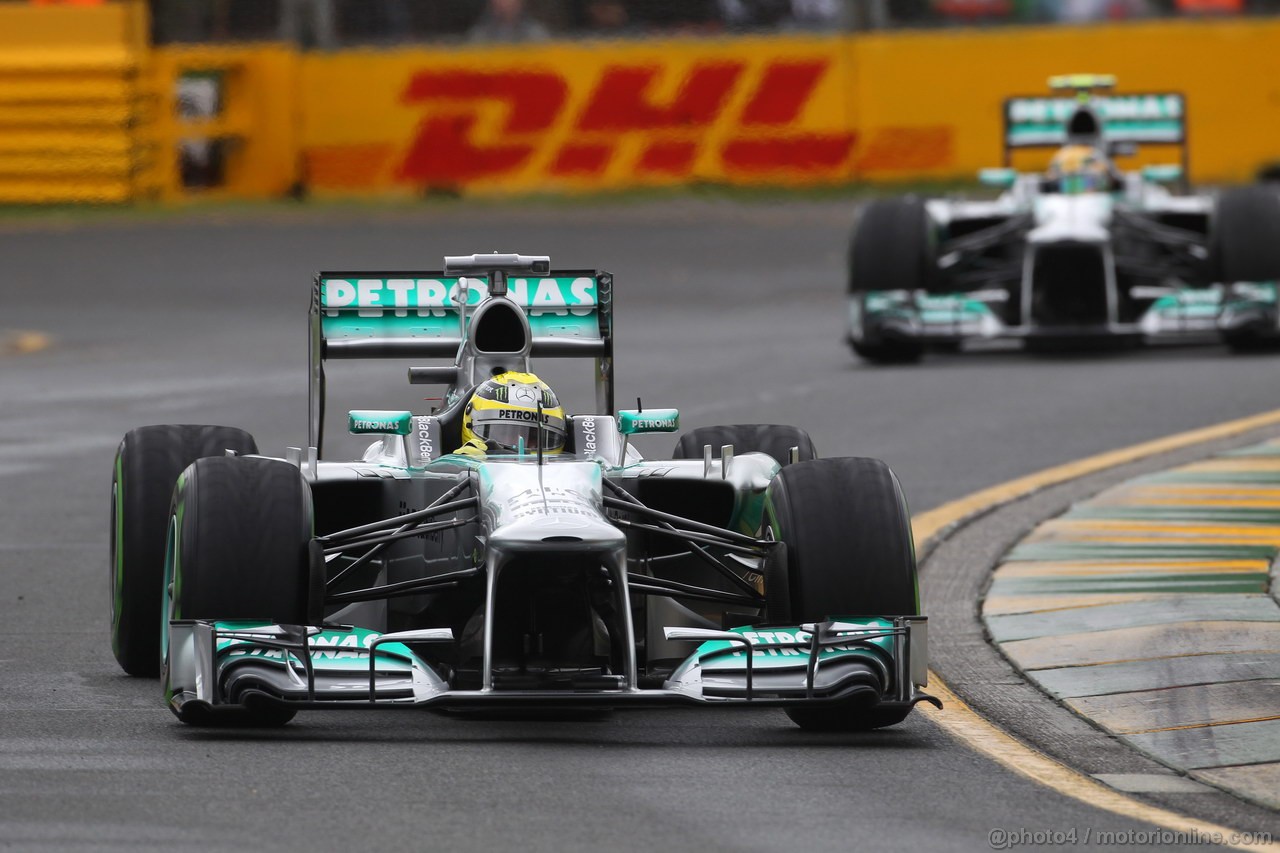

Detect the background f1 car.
[
  {"left": 846, "top": 75, "right": 1280, "bottom": 363},
  {"left": 109, "top": 253, "right": 935, "bottom": 730}
]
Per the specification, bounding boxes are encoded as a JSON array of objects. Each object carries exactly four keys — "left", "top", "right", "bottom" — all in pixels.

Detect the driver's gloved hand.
[{"left": 454, "top": 439, "right": 489, "bottom": 459}]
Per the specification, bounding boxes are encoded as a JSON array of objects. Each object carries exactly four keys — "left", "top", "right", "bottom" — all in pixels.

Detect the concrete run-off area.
[{"left": 985, "top": 439, "right": 1280, "bottom": 810}]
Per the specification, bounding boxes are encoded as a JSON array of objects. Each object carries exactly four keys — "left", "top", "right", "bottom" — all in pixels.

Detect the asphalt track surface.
[{"left": 2, "top": 199, "right": 1279, "bottom": 852}]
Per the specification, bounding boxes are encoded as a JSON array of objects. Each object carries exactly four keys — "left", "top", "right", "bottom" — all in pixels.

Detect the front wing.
[
  {"left": 851, "top": 285, "right": 1280, "bottom": 346},
  {"left": 165, "top": 617, "right": 938, "bottom": 718}
]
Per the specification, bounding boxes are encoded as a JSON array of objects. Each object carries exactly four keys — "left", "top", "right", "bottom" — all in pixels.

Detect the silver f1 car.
[
  {"left": 846, "top": 75, "right": 1280, "bottom": 363},
  {"left": 109, "top": 253, "right": 935, "bottom": 730}
]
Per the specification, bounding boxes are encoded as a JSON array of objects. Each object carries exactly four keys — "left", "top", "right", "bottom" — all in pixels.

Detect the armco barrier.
[{"left": 0, "top": 1, "right": 150, "bottom": 204}]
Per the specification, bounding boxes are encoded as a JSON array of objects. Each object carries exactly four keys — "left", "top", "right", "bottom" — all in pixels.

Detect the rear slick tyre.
[{"left": 672, "top": 424, "right": 816, "bottom": 467}]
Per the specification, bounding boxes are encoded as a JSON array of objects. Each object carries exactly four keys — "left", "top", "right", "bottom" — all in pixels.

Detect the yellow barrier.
[
  {"left": 299, "top": 36, "right": 859, "bottom": 196},
  {"left": 851, "top": 19, "right": 1280, "bottom": 184},
  {"left": 145, "top": 46, "right": 300, "bottom": 201},
  {"left": 0, "top": 0, "right": 150, "bottom": 204},
  {"left": 296, "top": 20, "right": 1280, "bottom": 195},
  {"left": 7, "top": 11, "right": 1280, "bottom": 203}
]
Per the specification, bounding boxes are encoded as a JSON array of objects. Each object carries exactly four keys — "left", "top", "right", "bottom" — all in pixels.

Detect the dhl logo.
[
  {"left": 303, "top": 46, "right": 953, "bottom": 192},
  {"left": 397, "top": 59, "right": 851, "bottom": 184}
]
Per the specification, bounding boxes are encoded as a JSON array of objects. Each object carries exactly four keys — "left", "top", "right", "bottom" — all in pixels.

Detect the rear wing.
[
  {"left": 308, "top": 268, "right": 614, "bottom": 451},
  {"left": 1002, "top": 91, "right": 1188, "bottom": 171}
]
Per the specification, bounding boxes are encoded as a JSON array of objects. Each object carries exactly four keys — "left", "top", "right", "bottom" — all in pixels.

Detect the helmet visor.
[
  {"left": 476, "top": 422, "right": 566, "bottom": 453},
  {"left": 1061, "top": 172, "right": 1102, "bottom": 194}
]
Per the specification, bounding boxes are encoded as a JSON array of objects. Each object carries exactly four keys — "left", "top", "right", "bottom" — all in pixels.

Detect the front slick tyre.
[
  {"left": 1224, "top": 332, "right": 1280, "bottom": 354},
  {"left": 764, "top": 457, "right": 919, "bottom": 732},
  {"left": 851, "top": 337, "right": 924, "bottom": 365},
  {"left": 846, "top": 199, "right": 933, "bottom": 366},
  {"left": 164, "top": 456, "right": 314, "bottom": 727},
  {"left": 111, "top": 425, "right": 258, "bottom": 677},
  {"left": 786, "top": 704, "right": 910, "bottom": 732}
]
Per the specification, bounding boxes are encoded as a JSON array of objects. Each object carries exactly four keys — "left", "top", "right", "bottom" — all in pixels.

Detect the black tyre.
[
  {"left": 850, "top": 313, "right": 925, "bottom": 366},
  {"left": 763, "top": 457, "right": 919, "bottom": 731},
  {"left": 847, "top": 199, "right": 935, "bottom": 364},
  {"left": 1024, "top": 334, "right": 1143, "bottom": 355},
  {"left": 110, "top": 425, "right": 257, "bottom": 677},
  {"left": 848, "top": 197, "right": 936, "bottom": 295},
  {"left": 672, "top": 425, "right": 816, "bottom": 467},
  {"left": 787, "top": 704, "right": 911, "bottom": 732},
  {"left": 1212, "top": 187, "right": 1280, "bottom": 283},
  {"left": 162, "top": 456, "right": 315, "bottom": 726},
  {"left": 1224, "top": 332, "right": 1280, "bottom": 354}
]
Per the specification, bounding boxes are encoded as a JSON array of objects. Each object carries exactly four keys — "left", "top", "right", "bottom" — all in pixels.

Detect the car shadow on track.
[
  {"left": 848, "top": 341, "right": 1254, "bottom": 372},
  {"left": 170, "top": 713, "right": 938, "bottom": 751}
]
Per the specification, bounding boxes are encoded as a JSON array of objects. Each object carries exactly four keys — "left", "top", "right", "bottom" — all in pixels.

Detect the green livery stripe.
[
  {"left": 1008, "top": 120, "right": 1182, "bottom": 141},
  {"left": 111, "top": 455, "right": 124, "bottom": 655},
  {"left": 692, "top": 618, "right": 896, "bottom": 670},
  {"left": 864, "top": 291, "right": 996, "bottom": 328},
  {"left": 348, "top": 410, "right": 412, "bottom": 436},
  {"left": 323, "top": 312, "right": 599, "bottom": 340},
  {"left": 618, "top": 408, "right": 679, "bottom": 435},
  {"left": 170, "top": 483, "right": 186, "bottom": 624},
  {"left": 212, "top": 623, "right": 419, "bottom": 671},
  {"left": 161, "top": 511, "right": 181, "bottom": 705}
]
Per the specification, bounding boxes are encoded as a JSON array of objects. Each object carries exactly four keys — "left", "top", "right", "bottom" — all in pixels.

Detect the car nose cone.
[{"left": 490, "top": 513, "right": 624, "bottom": 550}]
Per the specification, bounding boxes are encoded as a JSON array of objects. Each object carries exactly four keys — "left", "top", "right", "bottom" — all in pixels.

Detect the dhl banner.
[
  {"left": 10, "top": 2, "right": 1280, "bottom": 202},
  {"left": 297, "top": 19, "right": 1280, "bottom": 196},
  {"left": 299, "top": 36, "right": 867, "bottom": 194}
]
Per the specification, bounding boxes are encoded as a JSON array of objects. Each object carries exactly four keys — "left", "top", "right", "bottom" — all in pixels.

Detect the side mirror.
[
  {"left": 618, "top": 408, "right": 680, "bottom": 435},
  {"left": 348, "top": 410, "right": 412, "bottom": 436},
  {"left": 978, "top": 168, "right": 1017, "bottom": 189},
  {"left": 1141, "top": 164, "right": 1182, "bottom": 184}
]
